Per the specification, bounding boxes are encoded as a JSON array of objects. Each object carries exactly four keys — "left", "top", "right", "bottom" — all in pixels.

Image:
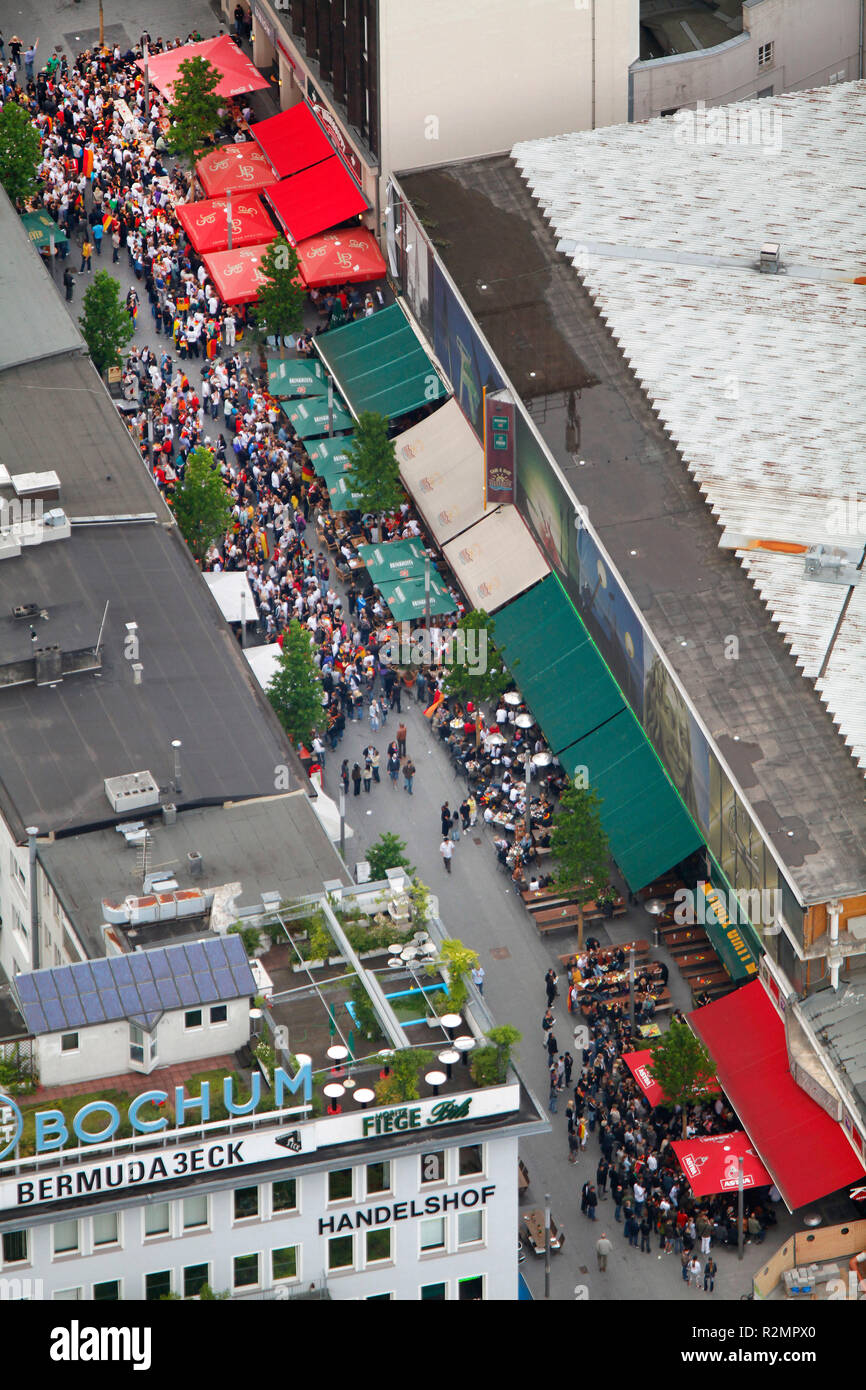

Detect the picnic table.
[
  {"left": 661, "top": 926, "right": 711, "bottom": 950},
  {"left": 521, "top": 1208, "right": 565, "bottom": 1254},
  {"left": 676, "top": 949, "right": 721, "bottom": 976},
  {"left": 690, "top": 970, "right": 731, "bottom": 995},
  {"left": 558, "top": 938, "right": 650, "bottom": 967},
  {"left": 533, "top": 897, "right": 626, "bottom": 933}
]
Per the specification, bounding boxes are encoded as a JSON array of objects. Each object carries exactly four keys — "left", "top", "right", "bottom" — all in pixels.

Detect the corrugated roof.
[
  {"left": 512, "top": 82, "right": 866, "bottom": 769},
  {"left": 14, "top": 935, "right": 255, "bottom": 1035}
]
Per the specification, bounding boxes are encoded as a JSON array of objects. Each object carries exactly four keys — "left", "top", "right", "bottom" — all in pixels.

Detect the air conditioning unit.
[{"left": 104, "top": 771, "right": 160, "bottom": 813}]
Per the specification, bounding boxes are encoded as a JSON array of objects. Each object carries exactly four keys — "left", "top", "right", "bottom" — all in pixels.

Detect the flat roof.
[
  {"left": 39, "top": 796, "right": 351, "bottom": 960},
  {"left": 0, "top": 187, "right": 84, "bottom": 374},
  {"left": 399, "top": 138, "right": 866, "bottom": 904}
]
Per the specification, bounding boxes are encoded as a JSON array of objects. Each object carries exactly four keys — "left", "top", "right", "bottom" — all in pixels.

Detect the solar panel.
[
  {"left": 229, "top": 963, "right": 254, "bottom": 995},
  {"left": 212, "top": 967, "right": 234, "bottom": 999},
  {"left": 205, "top": 937, "right": 228, "bottom": 968},
  {"left": 149, "top": 950, "right": 172, "bottom": 979},
  {"left": 53, "top": 968, "right": 77, "bottom": 998},
  {"left": 138, "top": 982, "right": 161, "bottom": 1013},
  {"left": 15, "top": 975, "right": 38, "bottom": 1002},
  {"left": 111, "top": 957, "right": 134, "bottom": 986},
  {"left": 118, "top": 984, "right": 141, "bottom": 1014},
  {"left": 62, "top": 995, "right": 87, "bottom": 1028},
  {"left": 223, "top": 935, "right": 247, "bottom": 967},
  {"left": 129, "top": 954, "right": 154, "bottom": 983},
  {"left": 78, "top": 991, "right": 106, "bottom": 1025},
  {"left": 28, "top": 1004, "right": 48, "bottom": 1033},
  {"left": 99, "top": 987, "right": 122, "bottom": 1018},
  {"left": 154, "top": 978, "right": 180, "bottom": 1010},
  {"left": 43, "top": 998, "right": 67, "bottom": 1030},
  {"left": 184, "top": 941, "right": 207, "bottom": 974},
  {"left": 35, "top": 971, "right": 58, "bottom": 1000},
  {"left": 90, "top": 959, "right": 114, "bottom": 989},
  {"left": 175, "top": 975, "right": 199, "bottom": 1007},
  {"left": 74, "top": 963, "right": 97, "bottom": 993}
]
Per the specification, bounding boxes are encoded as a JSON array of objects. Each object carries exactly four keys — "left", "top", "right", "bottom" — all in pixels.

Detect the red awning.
[
  {"left": 622, "top": 1049, "right": 721, "bottom": 1108},
  {"left": 195, "top": 142, "right": 276, "bottom": 198},
  {"left": 671, "top": 1132, "right": 772, "bottom": 1198},
  {"left": 251, "top": 103, "right": 334, "bottom": 179},
  {"left": 265, "top": 157, "right": 369, "bottom": 243},
  {"left": 690, "top": 980, "right": 865, "bottom": 1210},
  {"left": 138, "top": 34, "right": 269, "bottom": 100},
  {"left": 201, "top": 244, "right": 275, "bottom": 306},
  {"left": 177, "top": 194, "right": 276, "bottom": 256},
  {"left": 295, "top": 229, "right": 386, "bottom": 288}
]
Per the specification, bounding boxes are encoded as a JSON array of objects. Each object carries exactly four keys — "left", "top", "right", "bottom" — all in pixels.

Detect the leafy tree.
[
  {"left": 486, "top": 1024, "right": 521, "bottom": 1081},
  {"left": 251, "top": 237, "right": 306, "bottom": 349},
  {"left": 442, "top": 609, "right": 510, "bottom": 712},
  {"left": 346, "top": 411, "right": 403, "bottom": 517},
  {"left": 366, "top": 831, "right": 415, "bottom": 881},
  {"left": 266, "top": 619, "right": 323, "bottom": 749},
  {"left": 375, "top": 1048, "right": 434, "bottom": 1104},
  {"left": 470, "top": 1029, "right": 522, "bottom": 1087},
  {"left": 170, "top": 445, "right": 233, "bottom": 565},
  {"left": 78, "top": 271, "right": 135, "bottom": 375},
  {"left": 649, "top": 1020, "right": 717, "bottom": 1137},
  {"left": 166, "top": 56, "right": 223, "bottom": 167},
  {"left": 432, "top": 937, "right": 480, "bottom": 1013},
  {"left": 549, "top": 782, "right": 610, "bottom": 950},
  {"left": 0, "top": 102, "right": 42, "bottom": 207}
]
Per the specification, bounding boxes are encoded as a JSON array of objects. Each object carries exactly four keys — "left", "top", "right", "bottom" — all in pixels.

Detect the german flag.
[
  {"left": 102, "top": 213, "right": 114, "bottom": 234},
  {"left": 81, "top": 148, "right": 94, "bottom": 178}
]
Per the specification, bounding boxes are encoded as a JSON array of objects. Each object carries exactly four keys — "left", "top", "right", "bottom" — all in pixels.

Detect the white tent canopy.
[
  {"left": 394, "top": 399, "right": 489, "bottom": 546},
  {"left": 204, "top": 571, "right": 258, "bottom": 625},
  {"left": 443, "top": 506, "right": 549, "bottom": 613},
  {"left": 308, "top": 769, "right": 353, "bottom": 843},
  {"left": 243, "top": 641, "right": 282, "bottom": 691}
]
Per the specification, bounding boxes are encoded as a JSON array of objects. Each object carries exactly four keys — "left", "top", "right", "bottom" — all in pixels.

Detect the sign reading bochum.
[{"left": 0, "top": 1063, "right": 312, "bottom": 1160}]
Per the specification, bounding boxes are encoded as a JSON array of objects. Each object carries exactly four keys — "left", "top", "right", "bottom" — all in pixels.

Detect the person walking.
[
  {"left": 580, "top": 1181, "right": 590, "bottom": 1217},
  {"left": 362, "top": 756, "right": 372, "bottom": 793},
  {"left": 80, "top": 236, "right": 93, "bottom": 273},
  {"left": 568, "top": 1127, "right": 579, "bottom": 1163},
  {"left": 351, "top": 762, "right": 362, "bottom": 797},
  {"left": 396, "top": 721, "right": 407, "bottom": 757},
  {"left": 63, "top": 266, "right": 75, "bottom": 301},
  {"left": 546, "top": 1031, "right": 558, "bottom": 1063},
  {"left": 639, "top": 1214, "right": 652, "bottom": 1253},
  {"left": 369, "top": 697, "right": 381, "bottom": 731},
  {"left": 111, "top": 227, "right": 121, "bottom": 263},
  {"left": 440, "top": 802, "right": 452, "bottom": 839},
  {"left": 450, "top": 808, "right": 461, "bottom": 842},
  {"left": 703, "top": 1256, "right": 717, "bottom": 1293},
  {"left": 545, "top": 969, "right": 558, "bottom": 1006},
  {"left": 439, "top": 837, "right": 453, "bottom": 874},
  {"left": 585, "top": 1184, "right": 598, "bottom": 1222},
  {"left": 577, "top": 1115, "right": 588, "bottom": 1151},
  {"left": 369, "top": 746, "right": 381, "bottom": 783},
  {"left": 548, "top": 1077, "right": 558, "bottom": 1114},
  {"left": 541, "top": 1006, "right": 555, "bottom": 1047},
  {"left": 688, "top": 1256, "right": 702, "bottom": 1288},
  {"left": 596, "top": 1233, "right": 612, "bottom": 1272},
  {"left": 624, "top": 1211, "right": 639, "bottom": 1247},
  {"left": 471, "top": 965, "right": 484, "bottom": 996},
  {"left": 387, "top": 750, "right": 400, "bottom": 787},
  {"left": 403, "top": 758, "right": 415, "bottom": 794},
  {"left": 340, "top": 760, "right": 350, "bottom": 795},
  {"left": 596, "top": 1158, "right": 609, "bottom": 1197},
  {"left": 681, "top": 1248, "right": 691, "bottom": 1284}
]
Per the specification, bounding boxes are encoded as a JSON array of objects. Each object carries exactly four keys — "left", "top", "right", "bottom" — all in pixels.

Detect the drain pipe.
[
  {"left": 860, "top": 0, "right": 864, "bottom": 78},
  {"left": 827, "top": 899, "right": 842, "bottom": 991},
  {"left": 26, "top": 828, "right": 40, "bottom": 971}
]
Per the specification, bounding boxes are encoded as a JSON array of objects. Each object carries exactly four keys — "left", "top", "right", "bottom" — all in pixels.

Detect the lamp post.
[
  {"left": 143, "top": 42, "right": 149, "bottom": 113},
  {"left": 424, "top": 553, "right": 431, "bottom": 631},
  {"left": 628, "top": 944, "right": 635, "bottom": 1036},
  {"left": 737, "top": 1157, "right": 745, "bottom": 1261},
  {"left": 226, "top": 190, "right": 232, "bottom": 252},
  {"left": 339, "top": 786, "right": 346, "bottom": 859},
  {"left": 544, "top": 1193, "right": 552, "bottom": 1300}
]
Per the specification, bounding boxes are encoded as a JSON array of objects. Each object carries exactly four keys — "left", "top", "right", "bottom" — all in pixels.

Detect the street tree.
[
  {"left": 649, "top": 1020, "right": 717, "bottom": 1137},
  {"left": 346, "top": 411, "right": 403, "bottom": 518},
  {"left": 442, "top": 609, "right": 510, "bottom": 714},
  {"left": 170, "top": 445, "right": 232, "bottom": 565},
  {"left": 266, "top": 619, "right": 323, "bottom": 749},
  {"left": 0, "top": 101, "right": 42, "bottom": 207},
  {"left": 166, "top": 56, "right": 223, "bottom": 168},
  {"left": 251, "top": 237, "right": 306, "bottom": 350},
  {"left": 78, "top": 271, "right": 135, "bottom": 375},
  {"left": 366, "top": 831, "right": 415, "bottom": 881},
  {"left": 549, "top": 782, "right": 610, "bottom": 950}
]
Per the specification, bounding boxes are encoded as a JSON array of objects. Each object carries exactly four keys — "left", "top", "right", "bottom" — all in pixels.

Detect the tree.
[
  {"left": 432, "top": 937, "right": 479, "bottom": 1013},
  {"left": 375, "top": 1048, "right": 434, "bottom": 1104},
  {"left": 366, "top": 831, "right": 415, "bottom": 881},
  {"left": 170, "top": 445, "right": 233, "bottom": 565},
  {"left": 649, "top": 1020, "right": 717, "bottom": 1137},
  {"left": 549, "top": 782, "right": 610, "bottom": 950},
  {"left": 442, "top": 609, "right": 510, "bottom": 714},
  {"left": 266, "top": 619, "right": 323, "bottom": 749},
  {"left": 166, "top": 56, "right": 223, "bottom": 167},
  {"left": 78, "top": 271, "right": 135, "bottom": 375},
  {"left": 346, "top": 411, "right": 403, "bottom": 517},
  {"left": 0, "top": 102, "right": 42, "bottom": 207},
  {"left": 251, "top": 237, "right": 306, "bottom": 350}
]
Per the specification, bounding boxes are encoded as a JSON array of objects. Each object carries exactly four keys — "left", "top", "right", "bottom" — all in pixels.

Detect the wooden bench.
[
  {"left": 534, "top": 899, "right": 626, "bottom": 933},
  {"left": 676, "top": 949, "right": 721, "bottom": 976},
  {"left": 521, "top": 1209, "right": 565, "bottom": 1255},
  {"left": 660, "top": 926, "right": 711, "bottom": 950},
  {"left": 690, "top": 971, "right": 731, "bottom": 995}
]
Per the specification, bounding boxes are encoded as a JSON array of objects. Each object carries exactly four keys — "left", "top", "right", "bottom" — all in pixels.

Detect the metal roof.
[
  {"left": 512, "top": 82, "right": 866, "bottom": 768},
  {"left": 0, "top": 187, "right": 84, "bottom": 374},
  {"left": 14, "top": 935, "right": 255, "bottom": 1035}
]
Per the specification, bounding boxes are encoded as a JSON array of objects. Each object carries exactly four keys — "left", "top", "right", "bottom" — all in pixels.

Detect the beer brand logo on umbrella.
[{"left": 683, "top": 1154, "right": 709, "bottom": 1177}]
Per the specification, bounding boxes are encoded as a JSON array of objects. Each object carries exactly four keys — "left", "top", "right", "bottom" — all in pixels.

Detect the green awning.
[
  {"left": 20, "top": 211, "right": 68, "bottom": 248},
  {"left": 377, "top": 574, "right": 456, "bottom": 622},
  {"left": 701, "top": 862, "right": 762, "bottom": 982},
  {"left": 283, "top": 396, "right": 354, "bottom": 439},
  {"left": 357, "top": 539, "right": 427, "bottom": 584},
  {"left": 494, "top": 574, "right": 704, "bottom": 891},
  {"left": 329, "top": 474, "right": 364, "bottom": 511},
  {"left": 267, "top": 357, "right": 326, "bottom": 398},
  {"left": 305, "top": 435, "right": 355, "bottom": 470},
  {"left": 315, "top": 303, "right": 447, "bottom": 420}
]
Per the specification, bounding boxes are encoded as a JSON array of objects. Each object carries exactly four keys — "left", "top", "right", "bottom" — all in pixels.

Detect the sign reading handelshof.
[{"left": 484, "top": 388, "right": 516, "bottom": 506}]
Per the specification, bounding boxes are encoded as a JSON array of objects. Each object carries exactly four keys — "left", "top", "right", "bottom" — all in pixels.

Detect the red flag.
[{"left": 81, "top": 148, "right": 94, "bottom": 178}]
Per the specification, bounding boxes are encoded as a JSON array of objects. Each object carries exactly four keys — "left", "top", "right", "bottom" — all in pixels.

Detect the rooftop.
[
  {"left": 799, "top": 964, "right": 866, "bottom": 1127},
  {"left": 638, "top": 0, "right": 743, "bottom": 61},
  {"left": 0, "top": 186, "right": 84, "bottom": 373}
]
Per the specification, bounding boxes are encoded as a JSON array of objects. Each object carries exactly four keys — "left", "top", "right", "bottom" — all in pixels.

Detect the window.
[
  {"left": 210, "top": 1004, "right": 228, "bottom": 1024},
  {"left": 144, "top": 1203, "right": 170, "bottom": 1237},
  {"left": 327, "top": 1235, "right": 354, "bottom": 1271},
  {"left": 2, "top": 1230, "right": 27, "bottom": 1264},
  {"left": 233, "top": 1253, "right": 259, "bottom": 1289},
  {"left": 366, "top": 1291, "right": 393, "bottom": 1301},
  {"left": 145, "top": 1270, "right": 172, "bottom": 1301},
  {"left": 11, "top": 854, "right": 26, "bottom": 888},
  {"left": 758, "top": 41, "right": 774, "bottom": 67},
  {"left": 272, "top": 1179, "right": 297, "bottom": 1213},
  {"left": 366, "top": 1228, "right": 392, "bottom": 1264},
  {"left": 54, "top": 1287, "right": 82, "bottom": 1300},
  {"left": 365, "top": 1160, "right": 390, "bottom": 1195},
  {"left": 60, "top": 1032, "right": 79, "bottom": 1053},
  {"left": 93, "top": 1280, "right": 120, "bottom": 1301},
  {"left": 234, "top": 1186, "right": 259, "bottom": 1220},
  {"left": 184, "top": 1009, "right": 203, "bottom": 1030},
  {"left": 420, "top": 1151, "right": 445, "bottom": 1184},
  {"left": 458, "top": 1275, "right": 483, "bottom": 1301},
  {"left": 11, "top": 907, "right": 27, "bottom": 941},
  {"left": 53, "top": 1220, "right": 78, "bottom": 1255},
  {"left": 421, "top": 1282, "right": 447, "bottom": 1300},
  {"left": 183, "top": 1195, "right": 208, "bottom": 1230},
  {"left": 458, "top": 1210, "right": 483, "bottom": 1246},
  {"left": 271, "top": 1245, "right": 299, "bottom": 1282},
  {"left": 129, "top": 1023, "right": 144, "bottom": 1065},
  {"left": 93, "top": 1212, "right": 119, "bottom": 1247},
  {"left": 328, "top": 1168, "right": 353, "bottom": 1202},
  {"left": 419, "top": 1217, "right": 445, "bottom": 1252},
  {"left": 184, "top": 1264, "right": 209, "bottom": 1298},
  {"left": 458, "top": 1145, "right": 483, "bottom": 1178}
]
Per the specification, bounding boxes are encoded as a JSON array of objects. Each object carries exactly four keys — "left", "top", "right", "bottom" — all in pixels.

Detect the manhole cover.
[
  {"left": 473, "top": 837, "right": 482, "bottom": 845},
  {"left": 490, "top": 947, "right": 510, "bottom": 960}
]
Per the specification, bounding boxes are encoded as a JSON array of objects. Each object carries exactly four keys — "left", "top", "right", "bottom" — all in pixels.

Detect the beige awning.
[
  {"left": 394, "top": 400, "right": 487, "bottom": 546},
  {"left": 443, "top": 506, "right": 548, "bottom": 613}
]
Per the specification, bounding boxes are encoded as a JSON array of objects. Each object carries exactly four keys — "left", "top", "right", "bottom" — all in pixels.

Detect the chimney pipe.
[
  {"left": 828, "top": 899, "right": 842, "bottom": 991},
  {"left": 26, "top": 827, "right": 40, "bottom": 971},
  {"left": 171, "top": 739, "right": 182, "bottom": 796}
]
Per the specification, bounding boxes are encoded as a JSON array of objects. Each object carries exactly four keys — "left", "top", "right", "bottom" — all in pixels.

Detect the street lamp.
[{"left": 226, "top": 190, "right": 232, "bottom": 251}]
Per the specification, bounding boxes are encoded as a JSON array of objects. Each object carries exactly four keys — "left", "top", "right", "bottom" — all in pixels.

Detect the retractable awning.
[
  {"left": 442, "top": 506, "right": 548, "bottom": 614},
  {"left": 394, "top": 399, "right": 487, "bottom": 546},
  {"left": 267, "top": 357, "right": 327, "bottom": 399},
  {"left": 357, "top": 539, "right": 427, "bottom": 585},
  {"left": 377, "top": 574, "right": 457, "bottom": 622},
  {"left": 20, "top": 210, "right": 68, "bottom": 248},
  {"left": 295, "top": 229, "right": 386, "bottom": 288},
  {"left": 195, "top": 142, "right": 276, "bottom": 198},
  {"left": 622, "top": 1049, "right": 720, "bottom": 1109},
  {"left": 671, "top": 1133, "right": 772, "bottom": 1198},
  {"left": 265, "top": 156, "right": 369, "bottom": 243},
  {"left": 329, "top": 474, "right": 364, "bottom": 511},
  {"left": 689, "top": 980, "right": 865, "bottom": 1210},
  {"left": 316, "top": 303, "right": 447, "bottom": 421},
  {"left": 139, "top": 34, "right": 269, "bottom": 99},
  {"left": 493, "top": 574, "right": 704, "bottom": 891},
  {"left": 202, "top": 244, "right": 274, "bottom": 305},
  {"left": 251, "top": 103, "right": 335, "bottom": 179},
  {"left": 283, "top": 397, "right": 353, "bottom": 439},
  {"left": 177, "top": 194, "right": 276, "bottom": 255},
  {"left": 305, "top": 435, "right": 355, "bottom": 470}
]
